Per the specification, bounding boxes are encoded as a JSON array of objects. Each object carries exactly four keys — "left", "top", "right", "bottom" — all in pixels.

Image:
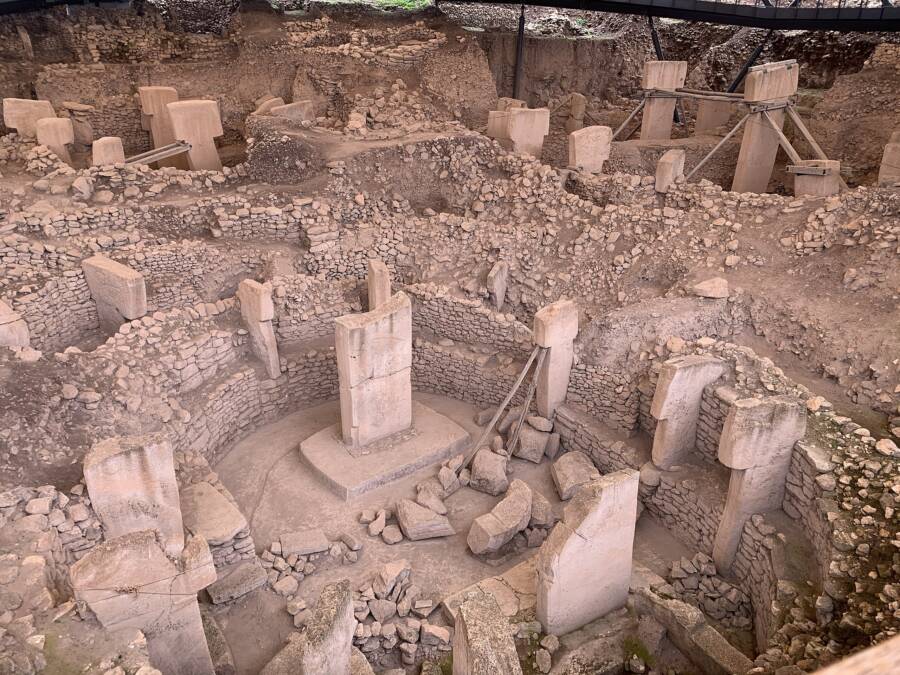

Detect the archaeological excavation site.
[{"left": 0, "top": 0, "right": 899, "bottom": 673}]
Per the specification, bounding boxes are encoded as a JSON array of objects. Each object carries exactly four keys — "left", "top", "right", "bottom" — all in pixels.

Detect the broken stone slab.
[
  {"left": 452, "top": 588, "right": 523, "bottom": 675},
  {"left": 207, "top": 560, "right": 268, "bottom": 604},
  {"left": 514, "top": 424, "right": 550, "bottom": 463},
  {"left": 254, "top": 97, "right": 286, "bottom": 115},
  {"left": 551, "top": 451, "right": 600, "bottom": 501},
  {"left": 350, "top": 647, "right": 375, "bottom": 674},
  {"left": 508, "top": 108, "right": 550, "bottom": 158},
  {"left": 2, "top": 98, "right": 56, "bottom": 138},
  {"left": 367, "top": 259, "right": 391, "bottom": 310},
  {"left": 469, "top": 448, "right": 509, "bottom": 496},
  {"left": 486, "top": 261, "right": 509, "bottom": 310},
  {"left": 270, "top": 100, "right": 317, "bottom": 122},
  {"left": 537, "top": 469, "right": 639, "bottom": 635},
  {"left": 655, "top": 148, "right": 685, "bottom": 194},
  {"left": 281, "top": 528, "right": 330, "bottom": 556},
  {"left": 83, "top": 433, "right": 183, "bottom": 557},
  {"left": 181, "top": 481, "right": 248, "bottom": 547},
  {"left": 534, "top": 299, "right": 578, "bottom": 418},
  {"left": 467, "top": 479, "right": 532, "bottom": 555},
  {"left": 35, "top": 117, "right": 74, "bottom": 164},
  {"left": 568, "top": 125, "right": 612, "bottom": 174},
  {"left": 396, "top": 499, "right": 455, "bottom": 541},
  {"left": 0, "top": 300, "right": 30, "bottom": 348},
  {"left": 261, "top": 580, "right": 356, "bottom": 675},
  {"left": 70, "top": 531, "right": 216, "bottom": 675},
  {"left": 237, "top": 279, "right": 280, "bottom": 379},
  {"left": 81, "top": 255, "right": 147, "bottom": 329},
  {"left": 691, "top": 278, "right": 729, "bottom": 299}
]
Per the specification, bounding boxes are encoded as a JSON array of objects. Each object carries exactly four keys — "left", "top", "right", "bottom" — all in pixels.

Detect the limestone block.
[
  {"left": 486, "top": 261, "right": 509, "bottom": 310},
  {"left": 71, "top": 530, "right": 216, "bottom": 675},
  {"left": 84, "top": 434, "right": 184, "bottom": 556},
  {"left": 336, "top": 292, "right": 412, "bottom": 448},
  {"left": 92, "top": 137, "right": 126, "bottom": 166},
  {"left": 717, "top": 396, "right": 807, "bottom": 471},
  {"left": 650, "top": 355, "right": 728, "bottom": 470},
  {"left": 181, "top": 482, "right": 248, "bottom": 546},
  {"left": 237, "top": 279, "right": 280, "bottom": 379},
  {"left": 0, "top": 300, "right": 30, "bottom": 348},
  {"left": 486, "top": 111, "right": 510, "bottom": 140},
  {"left": 655, "top": 149, "right": 685, "bottom": 194},
  {"left": 271, "top": 100, "right": 317, "bottom": 122},
  {"left": 261, "top": 580, "right": 356, "bottom": 675},
  {"left": 281, "top": 528, "right": 330, "bottom": 556},
  {"left": 467, "top": 479, "right": 532, "bottom": 555},
  {"left": 691, "top": 277, "right": 729, "bottom": 299},
  {"left": 167, "top": 99, "right": 224, "bottom": 172},
  {"left": 793, "top": 159, "right": 841, "bottom": 198},
  {"left": 567, "top": 125, "right": 612, "bottom": 174},
  {"left": 2, "top": 98, "right": 55, "bottom": 138},
  {"left": 536, "top": 469, "right": 639, "bottom": 635},
  {"left": 452, "top": 588, "right": 523, "bottom": 675},
  {"left": 396, "top": 499, "right": 455, "bottom": 540},
  {"left": 35, "top": 117, "right": 74, "bottom": 164},
  {"left": 81, "top": 255, "right": 147, "bottom": 328},
  {"left": 551, "top": 451, "right": 600, "bottom": 501},
  {"left": 138, "top": 86, "right": 187, "bottom": 169},
  {"left": 254, "top": 97, "right": 285, "bottom": 115},
  {"left": 207, "top": 560, "right": 267, "bottom": 604},
  {"left": 470, "top": 448, "right": 509, "bottom": 496},
  {"left": 743, "top": 60, "right": 799, "bottom": 102},
  {"left": 533, "top": 299, "right": 578, "bottom": 348},
  {"left": 641, "top": 61, "right": 688, "bottom": 90},
  {"left": 566, "top": 92, "right": 587, "bottom": 133},
  {"left": 878, "top": 136, "right": 900, "bottom": 187},
  {"left": 508, "top": 108, "right": 550, "bottom": 158},
  {"left": 367, "top": 259, "right": 391, "bottom": 310},
  {"left": 514, "top": 424, "right": 550, "bottom": 463}
]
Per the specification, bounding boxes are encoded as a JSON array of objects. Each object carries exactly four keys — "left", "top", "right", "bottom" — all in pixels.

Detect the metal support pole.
[
  {"left": 507, "top": 348, "right": 548, "bottom": 458},
  {"left": 513, "top": 4, "right": 526, "bottom": 100},
  {"left": 612, "top": 98, "right": 645, "bottom": 140},
  {"left": 685, "top": 112, "right": 750, "bottom": 181},
  {"left": 647, "top": 15, "right": 682, "bottom": 124}
]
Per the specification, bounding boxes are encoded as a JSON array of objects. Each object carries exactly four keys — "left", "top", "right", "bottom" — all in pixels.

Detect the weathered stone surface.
[
  {"left": 181, "top": 482, "right": 247, "bottom": 546},
  {"left": 551, "top": 451, "right": 600, "bottom": 501},
  {"left": 568, "top": 125, "right": 612, "bottom": 174},
  {"left": 0, "top": 300, "right": 30, "bottom": 348},
  {"left": 82, "top": 255, "right": 147, "bottom": 328},
  {"left": 396, "top": 499, "right": 455, "bottom": 541},
  {"left": 167, "top": 99, "right": 224, "bottom": 171},
  {"left": 281, "top": 528, "right": 330, "bottom": 556},
  {"left": 691, "top": 278, "right": 729, "bottom": 299},
  {"left": 655, "top": 148, "right": 685, "bottom": 193},
  {"left": 367, "top": 259, "right": 391, "bottom": 310},
  {"left": 237, "top": 279, "right": 280, "bottom": 379},
  {"left": 92, "top": 136, "right": 126, "bottom": 166},
  {"left": 2, "top": 98, "right": 55, "bottom": 138},
  {"left": 84, "top": 434, "right": 183, "bottom": 556},
  {"left": 207, "top": 561, "right": 267, "bottom": 604},
  {"left": 467, "top": 480, "right": 532, "bottom": 555},
  {"left": 469, "top": 448, "right": 509, "bottom": 496},
  {"left": 537, "top": 470, "right": 639, "bottom": 635},
  {"left": 514, "top": 424, "right": 550, "bottom": 463},
  {"left": 452, "top": 589, "right": 523, "bottom": 675}
]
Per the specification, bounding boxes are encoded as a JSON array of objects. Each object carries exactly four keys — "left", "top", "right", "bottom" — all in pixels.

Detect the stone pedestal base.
[{"left": 300, "top": 401, "right": 470, "bottom": 500}]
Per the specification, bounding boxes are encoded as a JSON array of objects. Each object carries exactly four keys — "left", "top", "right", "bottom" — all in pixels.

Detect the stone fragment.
[
  {"left": 2, "top": 98, "right": 55, "bottom": 138},
  {"left": 396, "top": 499, "right": 455, "bottom": 541},
  {"left": 81, "top": 255, "right": 147, "bottom": 329},
  {"left": 92, "top": 137, "right": 126, "bottom": 166},
  {"left": 207, "top": 561, "right": 268, "bottom": 604},
  {"left": 469, "top": 448, "right": 509, "bottom": 496},
  {"left": 551, "top": 451, "right": 600, "bottom": 501},
  {"left": 281, "top": 529, "right": 330, "bottom": 556},
  {"left": 691, "top": 278, "right": 729, "bottom": 299},
  {"left": 467, "top": 480, "right": 532, "bottom": 555},
  {"left": 655, "top": 149, "right": 685, "bottom": 193},
  {"left": 567, "top": 125, "right": 612, "bottom": 174},
  {"left": 452, "top": 589, "right": 522, "bottom": 675},
  {"left": 514, "top": 425, "right": 550, "bottom": 463},
  {"left": 181, "top": 482, "right": 248, "bottom": 546}
]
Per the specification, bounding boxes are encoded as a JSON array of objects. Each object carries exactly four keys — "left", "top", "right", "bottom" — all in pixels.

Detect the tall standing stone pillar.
[
  {"left": 731, "top": 60, "right": 799, "bottom": 193},
  {"left": 167, "top": 99, "right": 225, "bottom": 172},
  {"left": 138, "top": 86, "right": 188, "bottom": 169},
  {"left": 237, "top": 279, "right": 280, "bottom": 379},
  {"left": 640, "top": 61, "right": 687, "bottom": 141},
  {"left": 533, "top": 299, "right": 578, "bottom": 419},
  {"left": 536, "top": 469, "right": 640, "bottom": 635},
  {"left": 712, "top": 396, "right": 806, "bottom": 571},
  {"left": 367, "top": 259, "right": 391, "bottom": 310},
  {"left": 650, "top": 355, "right": 727, "bottom": 470},
  {"left": 877, "top": 130, "right": 900, "bottom": 187},
  {"left": 336, "top": 292, "right": 412, "bottom": 448}
]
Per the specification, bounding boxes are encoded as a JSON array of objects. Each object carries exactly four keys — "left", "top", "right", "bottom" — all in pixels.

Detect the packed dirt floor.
[{"left": 0, "top": 2, "right": 898, "bottom": 675}]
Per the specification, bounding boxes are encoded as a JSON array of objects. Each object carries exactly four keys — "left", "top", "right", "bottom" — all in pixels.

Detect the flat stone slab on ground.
[
  {"left": 551, "top": 451, "right": 601, "bottom": 500},
  {"left": 281, "top": 528, "right": 330, "bottom": 556},
  {"left": 207, "top": 560, "right": 268, "bottom": 604},
  {"left": 300, "top": 401, "right": 470, "bottom": 500},
  {"left": 181, "top": 481, "right": 248, "bottom": 546},
  {"left": 396, "top": 498, "right": 455, "bottom": 540}
]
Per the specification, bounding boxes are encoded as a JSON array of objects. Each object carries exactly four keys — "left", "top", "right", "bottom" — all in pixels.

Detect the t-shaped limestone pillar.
[
  {"left": 237, "top": 279, "right": 280, "bottom": 379},
  {"left": 81, "top": 255, "right": 147, "bottom": 330},
  {"left": 732, "top": 60, "right": 799, "bottom": 194},
  {"left": 335, "top": 292, "right": 412, "bottom": 448},
  {"left": 536, "top": 469, "right": 640, "bottom": 635},
  {"left": 71, "top": 531, "right": 216, "bottom": 675},
  {"left": 367, "top": 259, "right": 391, "bottom": 310},
  {"left": 568, "top": 125, "right": 612, "bottom": 174},
  {"left": 92, "top": 136, "right": 126, "bottom": 166},
  {"left": 694, "top": 99, "right": 733, "bottom": 134},
  {"left": 2, "top": 98, "right": 55, "bottom": 138},
  {"left": 878, "top": 131, "right": 900, "bottom": 187},
  {"left": 167, "top": 99, "right": 224, "bottom": 172},
  {"left": 35, "top": 117, "right": 74, "bottom": 164},
  {"left": 533, "top": 299, "right": 578, "bottom": 418},
  {"left": 655, "top": 148, "right": 686, "bottom": 193},
  {"left": 138, "top": 86, "right": 188, "bottom": 170},
  {"left": 650, "top": 355, "right": 728, "bottom": 470},
  {"left": 83, "top": 433, "right": 184, "bottom": 557},
  {"left": 508, "top": 108, "right": 550, "bottom": 158},
  {"left": 712, "top": 395, "right": 807, "bottom": 572},
  {"left": 640, "top": 61, "right": 687, "bottom": 141}
]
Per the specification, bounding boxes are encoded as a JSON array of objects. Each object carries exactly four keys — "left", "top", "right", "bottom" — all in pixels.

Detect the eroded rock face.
[{"left": 148, "top": 0, "right": 240, "bottom": 34}]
